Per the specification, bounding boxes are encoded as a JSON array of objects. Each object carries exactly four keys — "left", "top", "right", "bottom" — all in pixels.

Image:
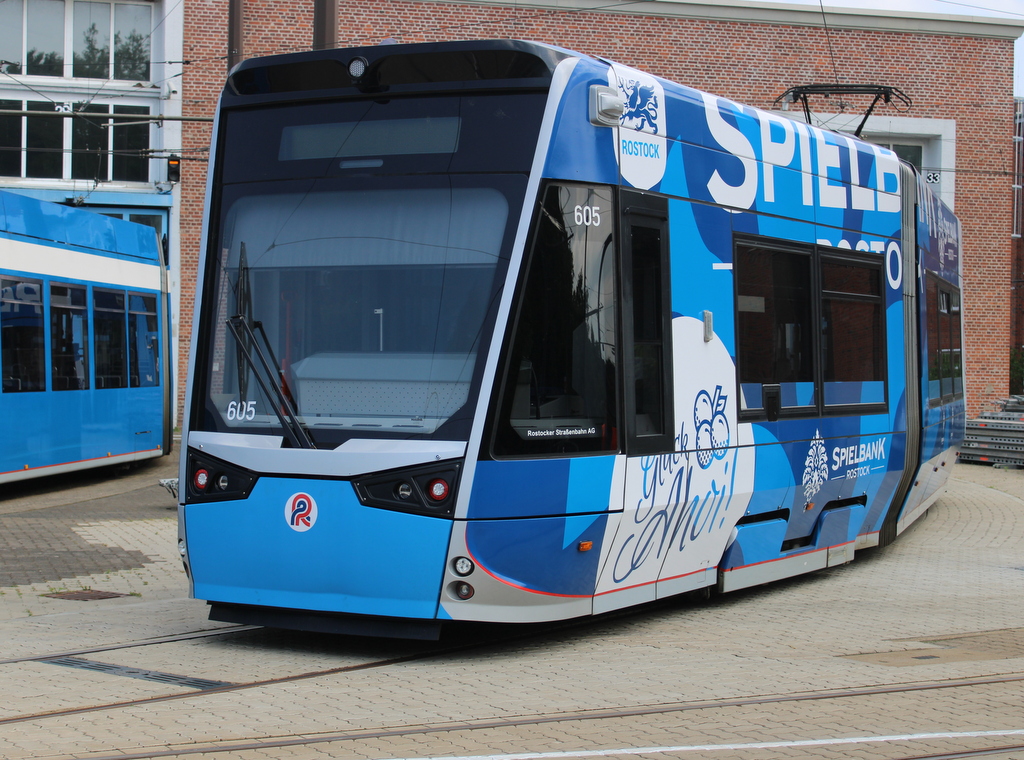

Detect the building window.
[
  {"left": 0, "top": 99, "right": 150, "bottom": 181},
  {"left": 877, "top": 143, "right": 923, "bottom": 173},
  {"left": 0, "top": 0, "right": 151, "bottom": 81},
  {"left": 27, "top": 100, "right": 63, "bottom": 177}
]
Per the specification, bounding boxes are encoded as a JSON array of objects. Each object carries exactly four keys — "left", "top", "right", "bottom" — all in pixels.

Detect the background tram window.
[
  {"left": 1, "top": 277, "right": 45, "bottom": 392},
  {"left": 93, "top": 289, "right": 127, "bottom": 388},
  {"left": 128, "top": 293, "right": 158, "bottom": 387},
  {"left": 735, "top": 243, "right": 814, "bottom": 412},
  {"left": 493, "top": 183, "right": 618, "bottom": 455},
  {"left": 820, "top": 258, "right": 885, "bottom": 406},
  {"left": 51, "top": 283, "right": 90, "bottom": 390}
]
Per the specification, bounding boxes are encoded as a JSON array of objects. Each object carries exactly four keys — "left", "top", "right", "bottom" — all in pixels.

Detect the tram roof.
[{"left": 0, "top": 190, "right": 162, "bottom": 263}]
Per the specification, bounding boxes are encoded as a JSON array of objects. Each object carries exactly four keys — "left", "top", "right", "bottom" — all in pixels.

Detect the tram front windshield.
[{"left": 195, "top": 94, "right": 540, "bottom": 446}]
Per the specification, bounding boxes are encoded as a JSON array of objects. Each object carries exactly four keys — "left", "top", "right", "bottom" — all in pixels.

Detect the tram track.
[
  {"left": 0, "top": 624, "right": 261, "bottom": 666},
  {"left": 4, "top": 662, "right": 1024, "bottom": 749},
  {"left": 4, "top": 604, "right": 1024, "bottom": 731},
  {"left": 898, "top": 745, "right": 1024, "bottom": 760},
  {"left": 0, "top": 617, "right": 560, "bottom": 727}
]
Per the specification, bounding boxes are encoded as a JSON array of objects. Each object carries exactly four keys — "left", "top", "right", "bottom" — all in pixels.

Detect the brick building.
[
  {"left": 1014, "top": 98, "right": 1024, "bottom": 395},
  {"left": 167, "top": 0, "right": 1022, "bottom": 419}
]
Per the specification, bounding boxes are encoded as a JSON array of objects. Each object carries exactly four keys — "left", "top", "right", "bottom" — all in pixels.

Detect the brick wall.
[{"left": 179, "top": 0, "right": 1016, "bottom": 420}]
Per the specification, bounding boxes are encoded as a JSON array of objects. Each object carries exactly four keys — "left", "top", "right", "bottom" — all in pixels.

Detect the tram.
[
  {"left": 178, "top": 40, "right": 964, "bottom": 638},
  {"left": 0, "top": 190, "right": 172, "bottom": 484}
]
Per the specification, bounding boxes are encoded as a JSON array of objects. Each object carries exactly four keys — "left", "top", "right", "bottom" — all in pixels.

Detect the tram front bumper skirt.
[{"left": 183, "top": 476, "right": 452, "bottom": 619}]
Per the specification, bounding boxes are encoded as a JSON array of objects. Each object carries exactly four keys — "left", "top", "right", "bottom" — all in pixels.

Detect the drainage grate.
[
  {"left": 46, "top": 656, "right": 234, "bottom": 690},
  {"left": 42, "top": 590, "right": 130, "bottom": 601}
]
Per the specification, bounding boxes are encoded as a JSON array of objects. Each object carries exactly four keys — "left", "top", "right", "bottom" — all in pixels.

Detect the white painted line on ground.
[{"left": 383, "top": 728, "right": 1024, "bottom": 760}]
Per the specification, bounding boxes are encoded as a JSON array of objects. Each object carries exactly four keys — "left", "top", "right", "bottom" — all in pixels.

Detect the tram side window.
[
  {"left": 492, "top": 183, "right": 618, "bottom": 456},
  {"left": 128, "top": 293, "right": 159, "bottom": 387},
  {"left": 735, "top": 238, "right": 887, "bottom": 418},
  {"left": 1, "top": 278, "right": 45, "bottom": 392},
  {"left": 926, "top": 276, "right": 963, "bottom": 404},
  {"left": 630, "top": 225, "right": 666, "bottom": 436},
  {"left": 821, "top": 258, "right": 885, "bottom": 406},
  {"left": 735, "top": 243, "right": 815, "bottom": 413},
  {"left": 950, "top": 290, "right": 963, "bottom": 397},
  {"left": 51, "top": 284, "right": 90, "bottom": 390},
  {"left": 94, "top": 289, "right": 127, "bottom": 389}
]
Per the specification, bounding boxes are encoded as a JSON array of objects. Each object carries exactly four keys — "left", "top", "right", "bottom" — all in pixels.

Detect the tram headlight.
[
  {"left": 452, "top": 581, "right": 475, "bottom": 600},
  {"left": 353, "top": 460, "right": 462, "bottom": 517},
  {"left": 348, "top": 56, "right": 368, "bottom": 79},
  {"left": 427, "top": 478, "right": 449, "bottom": 502},
  {"left": 186, "top": 449, "right": 258, "bottom": 503},
  {"left": 452, "top": 556, "right": 474, "bottom": 576}
]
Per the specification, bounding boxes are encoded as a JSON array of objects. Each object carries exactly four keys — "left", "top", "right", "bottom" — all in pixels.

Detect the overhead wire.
[{"left": 0, "top": 0, "right": 1013, "bottom": 175}]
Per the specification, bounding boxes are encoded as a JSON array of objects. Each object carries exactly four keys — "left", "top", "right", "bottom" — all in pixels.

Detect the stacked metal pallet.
[{"left": 959, "top": 397, "right": 1024, "bottom": 466}]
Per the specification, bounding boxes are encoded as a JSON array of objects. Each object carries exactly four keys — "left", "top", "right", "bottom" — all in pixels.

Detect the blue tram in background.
[
  {"left": 0, "top": 191, "right": 172, "bottom": 484},
  {"left": 178, "top": 41, "right": 964, "bottom": 638}
]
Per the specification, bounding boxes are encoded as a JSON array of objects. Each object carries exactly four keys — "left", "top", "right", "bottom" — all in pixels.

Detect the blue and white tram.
[
  {"left": 179, "top": 40, "right": 964, "bottom": 638},
  {"left": 0, "top": 191, "right": 172, "bottom": 484}
]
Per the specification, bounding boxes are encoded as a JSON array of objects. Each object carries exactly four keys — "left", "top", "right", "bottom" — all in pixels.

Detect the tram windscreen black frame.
[{"left": 190, "top": 91, "right": 546, "bottom": 447}]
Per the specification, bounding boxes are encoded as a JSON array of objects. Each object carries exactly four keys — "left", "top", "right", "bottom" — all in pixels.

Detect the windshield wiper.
[{"left": 227, "top": 315, "right": 315, "bottom": 449}]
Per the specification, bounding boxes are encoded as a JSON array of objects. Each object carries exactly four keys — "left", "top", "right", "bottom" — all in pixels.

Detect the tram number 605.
[
  {"left": 226, "top": 400, "right": 257, "bottom": 421},
  {"left": 574, "top": 205, "right": 601, "bottom": 227}
]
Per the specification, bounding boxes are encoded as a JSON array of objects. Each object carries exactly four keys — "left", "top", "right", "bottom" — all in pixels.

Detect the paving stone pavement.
[{"left": 0, "top": 457, "right": 1021, "bottom": 760}]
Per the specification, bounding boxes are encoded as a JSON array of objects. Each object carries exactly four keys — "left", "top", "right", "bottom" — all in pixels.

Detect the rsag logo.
[
  {"left": 610, "top": 64, "right": 666, "bottom": 191},
  {"left": 285, "top": 492, "right": 317, "bottom": 532}
]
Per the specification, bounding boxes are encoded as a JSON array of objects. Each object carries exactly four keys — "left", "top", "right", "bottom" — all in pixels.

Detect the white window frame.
[
  {"left": 2, "top": 0, "right": 154, "bottom": 82},
  {"left": 801, "top": 111, "right": 956, "bottom": 211},
  {"left": 0, "top": 94, "right": 157, "bottom": 184}
]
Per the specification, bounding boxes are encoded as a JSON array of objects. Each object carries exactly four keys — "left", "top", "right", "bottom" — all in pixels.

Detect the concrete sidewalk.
[{"left": 0, "top": 449, "right": 188, "bottom": 625}]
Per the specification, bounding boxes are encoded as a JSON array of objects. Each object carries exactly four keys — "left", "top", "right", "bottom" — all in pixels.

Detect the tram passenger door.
[{"left": 595, "top": 192, "right": 679, "bottom": 613}]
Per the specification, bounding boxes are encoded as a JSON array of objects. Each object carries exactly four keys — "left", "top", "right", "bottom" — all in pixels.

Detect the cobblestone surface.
[{"left": 0, "top": 458, "right": 1021, "bottom": 760}]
